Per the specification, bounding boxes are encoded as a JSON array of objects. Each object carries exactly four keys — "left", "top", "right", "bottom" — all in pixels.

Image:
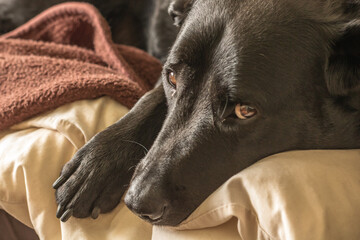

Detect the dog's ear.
[
  {"left": 168, "top": 0, "right": 193, "bottom": 27},
  {"left": 325, "top": 20, "right": 360, "bottom": 100}
]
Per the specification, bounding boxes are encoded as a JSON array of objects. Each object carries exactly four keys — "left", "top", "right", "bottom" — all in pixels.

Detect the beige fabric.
[
  {"left": 0, "top": 97, "right": 152, "bottom": 240},
  {"left": 1, "top": 96, "right": 359, "bottom": 240},
  {"left": 154, "top": 150, "right": 360, "bottom": 240}
]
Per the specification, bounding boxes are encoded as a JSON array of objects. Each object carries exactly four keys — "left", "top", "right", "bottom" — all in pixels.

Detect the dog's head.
[{"left": 125, "top": 0, "right": 360, "bottom": 226}]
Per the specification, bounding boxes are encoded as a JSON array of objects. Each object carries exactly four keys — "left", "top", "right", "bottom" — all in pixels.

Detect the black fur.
[
  {"left": 326, "top": 21, "right": 360, "bottom": 98},
  {"left": 5, "top": 0, "right": 360, "bottom": 226}
]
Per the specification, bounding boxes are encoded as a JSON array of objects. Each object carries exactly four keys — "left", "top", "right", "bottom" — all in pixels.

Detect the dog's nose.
[
  {"left": 124, "top": 184, "right": 169, "bottom": 223},
  {"left": 138, "top": 205, "right": 167, "bottom": 222}
]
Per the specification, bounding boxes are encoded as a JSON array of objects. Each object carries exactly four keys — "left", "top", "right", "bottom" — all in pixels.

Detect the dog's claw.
[
  {"left": 53, "top": 176, "right": 66, "bottom": 189},
  {"left": 91, "top": 207, "right": 101, "bottom": 219},
  {"left": 56, "top": 204, "right": 64, "bottom": 219},
  {"left": 60, "top": 209, "right": 73, "bottom": 222}
]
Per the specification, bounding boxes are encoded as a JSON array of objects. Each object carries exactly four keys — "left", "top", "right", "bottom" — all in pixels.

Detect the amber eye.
[
  {"left": 235, "top": 104, "right": 257, "bottom": 120},
  {"left": 168, "top": 71, "right": 177, "bottom": 88}
]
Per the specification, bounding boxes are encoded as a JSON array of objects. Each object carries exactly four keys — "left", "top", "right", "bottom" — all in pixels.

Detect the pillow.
[{"left": 153, "top": 150, "right": 360, "bottom": 240}]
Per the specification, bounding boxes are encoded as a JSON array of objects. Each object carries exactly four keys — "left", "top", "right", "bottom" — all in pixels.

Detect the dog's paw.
[{"left": 53, "top": 132, "right": 139, "bottom": 222}]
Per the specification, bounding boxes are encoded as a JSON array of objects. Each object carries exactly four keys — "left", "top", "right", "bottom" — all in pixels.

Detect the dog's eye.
[
  {"left": 235, "top": 104, "right": 257, "bottom": 120},
  {"left": 168, "top": 72, "right": 177, "bottom": 88}
]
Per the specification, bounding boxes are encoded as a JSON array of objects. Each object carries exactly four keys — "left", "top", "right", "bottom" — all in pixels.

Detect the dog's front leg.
[{"left": 53, "top": 84, "right": 167, "bottom": 222}]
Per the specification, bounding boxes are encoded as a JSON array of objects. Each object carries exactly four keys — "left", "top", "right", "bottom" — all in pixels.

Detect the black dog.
[{"left": 47, "top": 0, "right": 360, "bottom": 226}]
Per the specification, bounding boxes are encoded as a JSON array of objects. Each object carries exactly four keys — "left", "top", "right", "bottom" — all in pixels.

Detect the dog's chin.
[{"left": 143, "top": 215, "right": 186, "bottom": 227}]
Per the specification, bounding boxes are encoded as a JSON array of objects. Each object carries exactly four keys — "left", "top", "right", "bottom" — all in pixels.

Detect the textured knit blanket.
[{"left": 0, "top": 2, "right": 162, "bottom": 131}]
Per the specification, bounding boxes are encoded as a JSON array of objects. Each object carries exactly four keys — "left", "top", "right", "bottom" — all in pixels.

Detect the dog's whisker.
[
  {"left": 120, "top": 140, "right": 149, "bottom": 154},
  {"left": 127, "top": 165, "right": 137, "bottom": 172},
  {"left": 220, "top": 95, "right": 229, "bottom": 120}
]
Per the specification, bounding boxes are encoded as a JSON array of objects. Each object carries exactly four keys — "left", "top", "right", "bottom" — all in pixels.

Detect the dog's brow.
[{"left": 165, "top": 61, "right": 182, "bottom": 70}]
